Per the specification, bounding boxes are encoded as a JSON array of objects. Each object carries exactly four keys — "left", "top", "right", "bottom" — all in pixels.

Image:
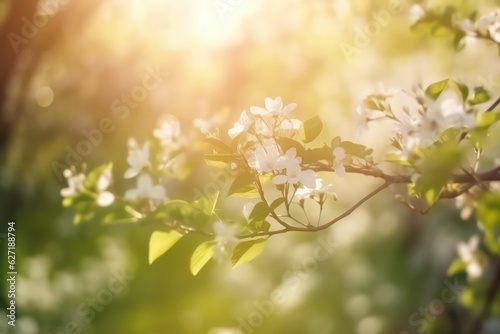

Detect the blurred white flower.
[
  {"left": 396, "top": 92, "right": 474, "bottom": 152},
  {"left": 333, "top": 147, "right": 346, "bottom": 177},
  {"left": 60, "top": 169, "right": 86, "bottom": 197},
  {"left": 476, "top": 9, "right": 500, "bottom": 43},
  {"left": 213, "top": 221, "right": 239, "bottom": 262},
  {"left": 457, "top": 235, "right": 488, "bottom": 281},
  {"left": 96, "top": 168, "right": 115, "bottom": 207},
  {"left": 124, "top": 140, "right": 150, "bottom": 179},
  {"left": 272, "top": 148, "right": 316, "bottom": 187},
  {"left": 278, "top": 118, "right": 302, "bottom": 131},
  {"left": 228, "top": 110, "right": 254, "bottom": 139},
  {"left": 294, "top": 178, "right": 335, "bottom": 202},
  {"left": 247, "top": 140, "right": 282, "bottom": 173},
  {"left": 153, "top": 117, "right": 181, "bottom": 146},
  {"left": 409, "top": 4, "right": 426, "bottom": 24},
  {"left": 124, "top": 174, "right": 166, "bottom": 202},
  {"left": 250, "top": 96, "right": 297, "bottom": 116},
  {"left": 455, "top": 193, "right": 477, "bottom": 220}
]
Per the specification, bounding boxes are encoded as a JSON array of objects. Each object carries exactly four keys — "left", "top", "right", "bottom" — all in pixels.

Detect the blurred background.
[{"left": 1, "top": 0, "right": 500, "bottom": 333}]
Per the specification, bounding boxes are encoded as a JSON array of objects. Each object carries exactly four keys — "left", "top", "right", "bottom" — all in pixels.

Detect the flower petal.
[
  {"left": 97, "top": 191, "right": 115, "bottom": 207},
  {"left": 97, "top": 169, "right": 112, "bottom": 191}
]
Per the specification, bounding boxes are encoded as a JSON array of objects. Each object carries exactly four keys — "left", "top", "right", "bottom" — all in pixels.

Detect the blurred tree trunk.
[
  {"left": 0, "top": 0, "right": 39, "bottom": 153},
  {"left": 0, "top": 0, "right": 102, "bottom": 156}
]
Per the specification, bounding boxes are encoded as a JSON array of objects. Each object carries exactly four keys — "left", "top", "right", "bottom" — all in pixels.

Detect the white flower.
[
  {"left": 272, "top": 148, "right": 316, "bottom": 187},
  {"left": 250, "top": 97, "right": 297, "bottom": 116},
  {"left": 436, "top": 93, "right": 475, "bottom": 128},
  {"left": 228, "top": 110, "right": 254, "bottom": 139},
  {"left": 213, "top": 221, "right": 239, "bottom": 262},
  {"left": 333, "top": 147, "right": 346, "bottom": 177},
  {"left": 60, "top": 169, "right": 86, "bottom": 197},
  {"left": 247, "top": 140, "right": 282, "bottom": 173},
  {"left": 395, "top": 92, "right": 474, "bottom": 152},
  {"left": 124, "top": 140, "right": 150, "bottom": 179},
  {"left": 457, "top": 235, "right": 488, "bottom": 281},
  {"left": 409, "top": 4, "right": 426, "bottom": 24},
  {"left": 124, "top": 174, "right": 167, "bottom": 202},
  {"left": 476, "top": 9, "right": 500, "bottom": 42},
  {"left": 96, "top": 168, "right": 115, "bottom": 207},
  {"left": 294, "top": 178, "right": 335, "bottom": 202},
  {"left": 153, "top": 118, "right": 181, "bottom": 146}
]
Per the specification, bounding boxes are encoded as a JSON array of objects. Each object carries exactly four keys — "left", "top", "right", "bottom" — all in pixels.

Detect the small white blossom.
[
  {"left": 96, "top": 168, "right": 115, "bottom": 207},
  {"left": 457, "top": 235, "right": 488, "bottom": 281},
  {"left": 213, "top": 221, "right": 239, "bottom": 262},
  {"left": 272, "top": 148, "right": 316, "bottom": 187},
  {"left": 124, "top": 140, "right": 150, "bottom": 179},
  {"left": 250, "top": 96, "right": 297, "bottom": 116},
  {"left": 61, "top": 169, "right": 86, "bottom": 198},
  {"left": 228, "top": 110, "right": 254, "bottom": 139},
  {"left": 124, "top": 174, "right": 166, "bottom": 202},
  {"left": 294, "top": 178, "right": 335, "bottom": 202},
  {"left": 247, "top": 140, "right": 282, "bottom": 173},
  {"left": 476, "top": 9, "right": 500, "bottom": 43},
  {"left": 409, "top": 4, "right": 426, "bottom": 24},
  {"left": 153, "top": 118, "right": 181, "bottom": 147},
  {"left": 333, "top": 147, "right": 346, "bottom": 177},
  {"left": 396, "top": 92, "right": 475, "bottom": 152}
]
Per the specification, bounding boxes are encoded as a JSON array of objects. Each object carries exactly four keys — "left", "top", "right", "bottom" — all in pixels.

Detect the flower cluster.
[
  {"left": 60, "top": 117, "right": 187, "bottom": 210},
  {"left": 358, "top": 84, "right": 476, "bottom": 154},
  {"left": 460, "top": 9, "right": 500, "bottom": 44}
]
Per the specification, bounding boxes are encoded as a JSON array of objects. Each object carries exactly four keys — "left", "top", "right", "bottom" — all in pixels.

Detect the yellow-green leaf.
[
  {"left": 231, "top": 238, "right": 267, "bottom": 268},
  {"left": 148, "top": 230, "right": 183, "bottom": 265},
  {"left": 190, "top": 241, "right": 216, "bottom": 275}
]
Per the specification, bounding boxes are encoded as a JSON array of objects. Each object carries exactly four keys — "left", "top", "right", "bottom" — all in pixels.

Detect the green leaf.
[
  {"left": 231, "top": 238, "right": 267, "bottom": 268},
  {"left": 468, "top": 87, "right": 491, "bottom": 105},
  {"left": 425, "top": 79, "right": 449, "bottom": 100},
  {"left": 193, "top": 191, "right": 219, "bottom": 218},
  {"left": 340, "top": 141, "right": 374, "bottom": 158},
  {"left": 484, "top": 231, "right": 500, "bottom": 255},
  {"left": 277, "top": 138, "right": 306, "bottom": 157},
  {"left": 154, "top": 200, "right": 194, "bottom": 221},
  {"left": 303, "top": 146, "right": 333, "bottom": 164},
  {"left": 74, "top": 206, "right": 95, "bottom": 225},
  {"left": 476, "top": 111, "right": 500, "bottom": 128},
  {"left": 148, "top": 230, "right": 183, "bottom": 264},
  {"left": 477, "top": 193, "right": 500, "bottom": 232},
  {"left": 413, "top": 141, "right": 461, "bottom": 205},
  {"left": 227, "top": 171, "right": 256, "bottom": 197},
  {"left": 270, "top": 198, "right": 285, "bottom": 211},
  {"left": 363, "top": 95, "right": 386, "bottom": 111},
  {"left": 86, "top": 163, "right": 112, "bottom": 190},
  {"left": 470, "top": 112, "right": 500, "bottom": 148},
  {"left": 452, "top": 80, "right": 469, "bottom": 102},
  {"left": 102, "top": 205, "right": 137, "bottom": 224},
  {"left": 446, "top": 258, "right": 467, "bottom": 277},
  {"left": 190, "top": 241, "right": 216, "bottom": 275},
  {"left": 300, "top": 115, "right": 323, "bottom": 143},
  {"left": 62, "top": 192, "right": 94, "bottom": 208},
  {"left": 248, "top": 202, "right": 270, "bottom": 224}
]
